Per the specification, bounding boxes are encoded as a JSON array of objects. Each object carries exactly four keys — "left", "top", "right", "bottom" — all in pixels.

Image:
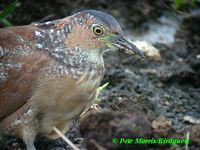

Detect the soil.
[{"left": 0, "top": 0, "right": 200, "bottom": 150}]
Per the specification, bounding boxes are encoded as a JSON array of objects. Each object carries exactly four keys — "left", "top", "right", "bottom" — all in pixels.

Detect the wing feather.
[{"left": 0, "top": 25, "right": 50, "bottom": 121}]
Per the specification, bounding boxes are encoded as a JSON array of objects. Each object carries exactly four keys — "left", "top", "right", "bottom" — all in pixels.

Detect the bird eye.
[{"left": 92, "top": 25, "right": 104, "bottom": 36}]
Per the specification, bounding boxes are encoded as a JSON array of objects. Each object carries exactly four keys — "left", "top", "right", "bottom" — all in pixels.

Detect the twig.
[
  {"left": 185, "top": 131, "right": 190, "bottom": 150},
  {"left": 39, "top": 14, "right": 55, "bottom": 22},
  {"left": 53, "top": 127, "right": 80, "bottom": 150}
]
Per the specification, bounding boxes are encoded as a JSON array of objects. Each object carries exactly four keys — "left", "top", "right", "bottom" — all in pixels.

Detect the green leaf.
[
  {"left": 172, "top": 0, "right": 183, "bottom": 10},
  {"left": 0, "top": 18, "right": 13, "bottom": 26},
  {"left": 95, "top": 82, "right": 109, "bottom": 103},
  {"left": 97, "top": 82, "right": 109, "bottom": 93},
  {"left": 0, "top": 0, "right": 17, "bottom": 19},
  {"left": 172, "top": 0, "right": 197, "bottom": 10}
]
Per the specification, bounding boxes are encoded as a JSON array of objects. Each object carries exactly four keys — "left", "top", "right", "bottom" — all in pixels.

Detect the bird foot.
[{"left": 90, "top": 104, "right": 102, "bottom": 112}]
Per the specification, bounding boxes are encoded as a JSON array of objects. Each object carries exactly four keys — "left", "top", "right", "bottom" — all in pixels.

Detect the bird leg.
[
  {"left": 24, "top": 139, "right": 36, "bottom": 150},
  {"left": 21, "top": 123, "right": 36, "bottom": 150},
  {"left": 18, "top": 109, "right": 37, "bottom": 150}
]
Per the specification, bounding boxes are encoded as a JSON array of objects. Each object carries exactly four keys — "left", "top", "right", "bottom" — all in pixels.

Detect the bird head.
[{"left": 64, "top": 10, "right": 144, "bottom": 59}]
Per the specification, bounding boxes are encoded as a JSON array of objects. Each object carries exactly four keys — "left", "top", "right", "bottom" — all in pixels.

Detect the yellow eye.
[{"left": 93, "top": 25, "right": 104, "bottom": 36}]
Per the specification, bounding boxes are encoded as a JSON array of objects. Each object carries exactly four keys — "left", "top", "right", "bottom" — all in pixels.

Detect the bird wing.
[{"left": 0, "top": 25, "right": 51, "bottom": 122}]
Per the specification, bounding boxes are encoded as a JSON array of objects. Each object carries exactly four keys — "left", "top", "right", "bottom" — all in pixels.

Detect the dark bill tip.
[{"left": 114, "top": 36, "right": 145, "bottom": 60}]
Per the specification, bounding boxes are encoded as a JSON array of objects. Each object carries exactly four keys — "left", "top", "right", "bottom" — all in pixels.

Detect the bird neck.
[
  {"left": 50, "top": 47, "right": 105, "bottom": 79},
  {"left": 34, "top": 25, "right": 105, "bottom": 83}
]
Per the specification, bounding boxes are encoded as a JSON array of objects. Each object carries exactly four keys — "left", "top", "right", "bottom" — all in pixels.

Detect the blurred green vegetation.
[
  {"left": 172, "top": 0, "right": 197, "bottom": 10},
  {"left": 0, "top": 0, "right": 17, "bottom": 27},
  {"left": 96, "top": 82, "right": 109, "bottom": 103}
]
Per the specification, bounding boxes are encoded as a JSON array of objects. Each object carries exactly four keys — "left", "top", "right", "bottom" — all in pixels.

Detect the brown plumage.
[{"left": 0, "top": 10, "right": 144, "bottom": 149}]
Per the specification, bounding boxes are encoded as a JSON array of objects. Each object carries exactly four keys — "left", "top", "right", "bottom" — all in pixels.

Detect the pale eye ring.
[{"left": 92, "top": 25, "right": 104, "bottom": 36}]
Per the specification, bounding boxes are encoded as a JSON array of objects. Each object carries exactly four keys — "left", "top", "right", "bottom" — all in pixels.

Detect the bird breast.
[{"left": 27, "top": 68, "right": 103, "bottom": 137}]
